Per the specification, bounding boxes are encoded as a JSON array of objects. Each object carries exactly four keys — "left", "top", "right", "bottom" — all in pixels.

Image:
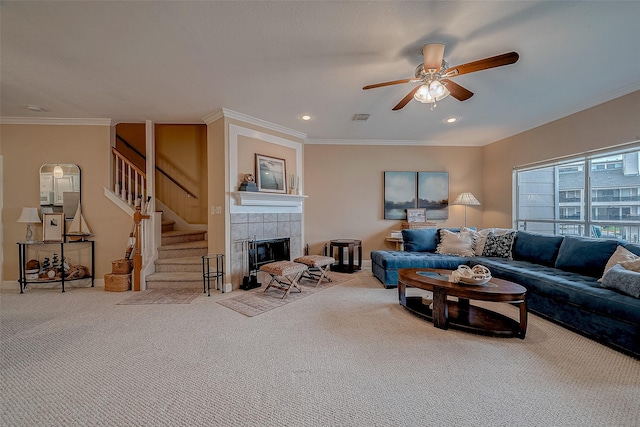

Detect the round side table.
[{"left": 329, "top": 239, "right": 362, "bottom": 273}]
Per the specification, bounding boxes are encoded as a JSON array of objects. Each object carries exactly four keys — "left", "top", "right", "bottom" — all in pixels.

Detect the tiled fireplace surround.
[{"left": 229, "top": 212, "right": 302, "bottom": 287}]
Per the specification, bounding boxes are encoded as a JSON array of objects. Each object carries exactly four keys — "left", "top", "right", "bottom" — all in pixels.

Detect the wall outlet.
[{"left": 214, "top": 206, "right": 222, "bottom": 215}]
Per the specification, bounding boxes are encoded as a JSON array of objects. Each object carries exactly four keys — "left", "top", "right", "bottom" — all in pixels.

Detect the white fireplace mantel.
[{"left": 233, "top": 191, "right": 308, "bottom": 207}]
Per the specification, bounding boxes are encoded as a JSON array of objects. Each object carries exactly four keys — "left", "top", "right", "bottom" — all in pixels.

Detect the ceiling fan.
[{"left": 363, "top": 44, "right": 519, "bottom": 111}]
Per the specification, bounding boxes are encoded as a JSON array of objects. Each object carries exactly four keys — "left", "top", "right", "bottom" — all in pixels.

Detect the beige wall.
[
  {"left": 482, "top": 90, "right": 640, "bottom": 228},
  {"left": 155, "top": 124, "right": 208, "bottom": 223},
  {"left": 1, "top": 124, "right": 132, "bottom": 282},
  {"left": 303, "top": 144, "right": 484, "bottom": 258}
]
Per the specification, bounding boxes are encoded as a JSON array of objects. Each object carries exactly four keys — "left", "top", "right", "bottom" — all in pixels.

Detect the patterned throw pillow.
[
  {"left": 436, "top": 228, "right": 475, "bottom": 257},
  {"left": 481, "top": 231, "right": 516, "bottom": 259}
]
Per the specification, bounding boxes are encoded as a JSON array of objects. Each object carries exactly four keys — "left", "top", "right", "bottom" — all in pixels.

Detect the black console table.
[{"left": 17, "top": 240, "right": 95, "bottom": 293}]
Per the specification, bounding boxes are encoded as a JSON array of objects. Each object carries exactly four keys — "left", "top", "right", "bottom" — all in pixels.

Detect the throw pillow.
[
  {"left": 599, "top": 245, "right": 639, "bottom": 281},
  {"left": 601, "top": 264, "right": 640, "bottom": 298},
  {"left": 401, "top": 228, "right": 438, "bottom": 252},
  {"left": 620, "top": 258, "right": 640, "bottom": 272},
  {"left": 481, "top": 231, "right": 516, "bottom": 259},
  {"left": 436, "top": 228, "right": 475, "bottom": 257},
  {"left": 474, "top": 228, "right": 517, "bottom": 256}
]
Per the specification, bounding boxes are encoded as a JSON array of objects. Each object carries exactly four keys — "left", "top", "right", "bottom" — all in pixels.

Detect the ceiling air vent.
[{"left": 352, "top": 113, "right": 370, "bottom": 121}]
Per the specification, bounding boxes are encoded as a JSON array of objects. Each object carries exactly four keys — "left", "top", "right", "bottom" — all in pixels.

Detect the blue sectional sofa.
[{"left": 371, "top": 228, "right": 640, "bottom": 358}]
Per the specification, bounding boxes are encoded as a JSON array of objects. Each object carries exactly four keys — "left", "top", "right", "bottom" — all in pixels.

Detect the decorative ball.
[{"left": 243, "top": 173, "right": 255, "bottom": 183}]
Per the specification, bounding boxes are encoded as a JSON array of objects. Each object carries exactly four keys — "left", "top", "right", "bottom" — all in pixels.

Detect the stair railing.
[
  {"left": 116, "top": 134, "right": 197, "bottom": 199},
  {"left": 112, "top": 147, "right": 146, "bottom": 209}
]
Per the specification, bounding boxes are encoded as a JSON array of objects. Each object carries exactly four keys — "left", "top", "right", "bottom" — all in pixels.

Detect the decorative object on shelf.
[
  {"left": 66, "top": 202, "right": 92, "bottom": 241},
  {"left": 255, "top": 153, "right": 286, "bottom": 193},
  {"left": 407, "top": 208, "right": 427, "bottom": 223},
  {"left": 449, "top": 264, "right": 492, "bottom": 285},
  {"left": 238, "top": 173, "right": 258, "bottom": 192},
  {"left": 401, "top": 221, "right": 438, "bottom": 229},
  {"left": 17, "top": 207, "right": 41, "bottom": 242},
  {"left": 289, "top": 174, "right": 302, "bottom": 195},
  {"left": 42, "top": 212, "right": 64, "bottom": 242},
  {"left": 452, "top": 192, "right": 481, "bottom": 228},
  {"left": 25, "top": 259, "right": 40, "bottom": 280}
]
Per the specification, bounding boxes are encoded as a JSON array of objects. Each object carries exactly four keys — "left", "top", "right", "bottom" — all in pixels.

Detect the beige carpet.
[
  {"left": 1, "top": 270, "right": 639, "bottom": 426},
  {"left": 117, "top": 288, "right": 202, "bottom": 305},
  {"left": 218, "top": 271, "right": 354, "bottom": 316}
]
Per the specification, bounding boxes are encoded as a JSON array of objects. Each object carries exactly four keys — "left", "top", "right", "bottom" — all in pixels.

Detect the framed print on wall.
[
  {"left": 417, "top": 171, "right": 449, "bottom": 220},
  {"left": 384, "top": 171, "right": 416, "bottom": 220},
  {"left": 407, "top": 208, "right": 427, "bottom": 223},
  {"left": 43, "top": 212, "right": 64, "bottom": 242},
  {"left": 255, "top": 154, "right": 287, "bottom": 193}
]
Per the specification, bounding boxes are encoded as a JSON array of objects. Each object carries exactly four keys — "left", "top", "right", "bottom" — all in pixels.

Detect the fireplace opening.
[{"left": 249, "top": 237, "right": 290, "bottom": 272}]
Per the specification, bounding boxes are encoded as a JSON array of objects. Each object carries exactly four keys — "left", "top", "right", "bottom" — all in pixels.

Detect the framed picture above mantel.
[{"left": 255, "top": 154, "right": 287, "bottom": 194}]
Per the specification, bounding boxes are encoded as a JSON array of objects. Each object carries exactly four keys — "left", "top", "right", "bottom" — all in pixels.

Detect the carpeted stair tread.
[
  {"left": 155, "top": 256, "right": 201, "bottom": 266},
  {"left": 157, "top": 240, "right": 208, "bottom": 251},
  {"left": 145, "top": 272, "right": 202, "bottom": 282},
  {"left": 162, "top": 229, "right": 206, "bottom": 238}
]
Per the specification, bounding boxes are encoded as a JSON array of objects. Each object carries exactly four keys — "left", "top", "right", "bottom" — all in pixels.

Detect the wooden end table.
[
  {"left": 329, "top": 239, "right": 362, "bottom": 273},
  {"left": 398, "top": 268, "right": 527, "bottom": 338}
]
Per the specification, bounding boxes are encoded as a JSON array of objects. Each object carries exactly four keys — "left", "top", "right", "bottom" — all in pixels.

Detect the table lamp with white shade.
[
  {"left": 452, "top": 192, "right": 481, "bottom": 228},
  {"left": 17, "top": 207, "right": 41, "bottom": 242}
]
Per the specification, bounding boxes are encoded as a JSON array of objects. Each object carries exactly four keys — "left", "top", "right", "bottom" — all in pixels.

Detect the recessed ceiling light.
[
  {"left": 445, "top": 117, "right": 457, "bottom": 123},
  {"left": 299, "top": 114, "right": 312, "bottom": 121}
]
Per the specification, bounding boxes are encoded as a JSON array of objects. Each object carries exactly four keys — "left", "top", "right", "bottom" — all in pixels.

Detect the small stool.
[
  {"left": 260, "top": 261, "right": 307, "bottom": 299},
  {"left": 294, "top": 255, "right": 334, "bottom": 287},
  {"left": 202, "top": 254, "right": 225, "bottom": 296}
]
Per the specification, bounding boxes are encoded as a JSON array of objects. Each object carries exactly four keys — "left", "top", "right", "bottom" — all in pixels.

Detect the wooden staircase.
[{"left": 144, "top": 220, "right": 207, "bottom": 289}]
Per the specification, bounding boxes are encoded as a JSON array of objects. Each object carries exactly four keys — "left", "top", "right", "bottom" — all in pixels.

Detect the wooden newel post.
[{"left": 133, "top": 203, "right": 150, "bottom": 291}]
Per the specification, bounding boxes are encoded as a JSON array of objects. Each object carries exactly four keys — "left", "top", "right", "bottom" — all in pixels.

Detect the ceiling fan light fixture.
[
  {"left": 429, "top": 80, "right": 446, "bottom": 97},
  {"left": 414, "top": 83, "right": 450, "bottom": 104}
]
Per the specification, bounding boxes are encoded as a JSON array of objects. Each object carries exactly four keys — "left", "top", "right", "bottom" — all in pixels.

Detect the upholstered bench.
[
  {"left": 260, "top": 261, "right": 307, "bottom": 298},
  {"left": 294, "top": 255, "right": 335, "bottom": 287}
]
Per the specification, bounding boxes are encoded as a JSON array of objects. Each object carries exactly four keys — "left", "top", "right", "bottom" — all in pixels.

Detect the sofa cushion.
[
  {"left": 401, "top": 228, "right": 438, "bottom": 252},
  {"left": 554, "top": 236, "right": 620, "bottom": 278},
  {"left": 436, "top": 229, "right": 475, "bottom": 257},
  {"left": 513, "top": 231, "right": 564, "bottom": 267},
  {"left": 481, "top": 231, "right": 516, "bottom": 259},
  {"left": 601, "top": 264, "right": 640, "bottom": 298}
]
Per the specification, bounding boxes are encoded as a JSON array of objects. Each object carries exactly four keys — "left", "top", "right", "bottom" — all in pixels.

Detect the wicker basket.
[
  {"left": 401, "top": 221, "right": 438, "bottom": 229},
  {"left": 104, "top": 273, "right": 130, "bottom": 292},
  {"left": 111, "top": 259, "right": 133, "bottom": 274}
]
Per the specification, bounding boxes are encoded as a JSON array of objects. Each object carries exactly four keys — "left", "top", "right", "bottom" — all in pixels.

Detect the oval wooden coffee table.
[{"left": 398, "top": 268, "right": 527, "bottom": 338}]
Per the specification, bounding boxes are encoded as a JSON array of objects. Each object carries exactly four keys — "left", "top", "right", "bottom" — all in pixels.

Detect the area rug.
[
  {"left": 218, "top": 271, "right": 355, "bottom": 317},
  {"left": 117, "top": 288, "right": 202, "bottom": 305}
]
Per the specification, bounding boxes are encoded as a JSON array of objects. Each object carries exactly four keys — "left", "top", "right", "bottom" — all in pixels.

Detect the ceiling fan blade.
[
  {"left": 392, "top": 86, "right": 420, "bottom": 111},
  {"left": 423, "top": 43, "right": 445, "bottom": 72},
  {"left": 447, "top": 52, "right": 519, "bottom": 77},
  {"left": 441, "top": 79, "right": 474, "bottom": 101},
  {"left": 363, "top": 78, "right": 416, "bottom": 90}
]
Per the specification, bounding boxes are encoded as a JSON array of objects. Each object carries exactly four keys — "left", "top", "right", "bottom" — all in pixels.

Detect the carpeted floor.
[
  {"left": 218, "top": 271, "right": 354, "bottom": 316},
  {"left": 118, "top": 288, "right": 202, "bottom": 305},
  {"left": 1, "top": 269, "right": 639, "bottom": 426}
]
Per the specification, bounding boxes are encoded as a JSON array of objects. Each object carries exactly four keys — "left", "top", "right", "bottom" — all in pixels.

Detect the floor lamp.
[{"left": 452, "top": 192, "right": 481, "bottom": 228}]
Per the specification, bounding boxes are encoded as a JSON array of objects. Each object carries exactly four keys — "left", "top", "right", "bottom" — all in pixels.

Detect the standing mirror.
[{"left": 39, "top": 164, "right": 81, "bottom": 219}]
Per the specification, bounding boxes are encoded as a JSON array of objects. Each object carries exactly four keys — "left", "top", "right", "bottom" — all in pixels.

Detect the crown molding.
[
  {"left": 203, "top": 108, "right": 307, "bottom": 140},
  {"left": 305, "top": 138, "right": 483, "bottom": 147},
  {"left": 0, "top": 117, "right": 114, "bottom": 126}
]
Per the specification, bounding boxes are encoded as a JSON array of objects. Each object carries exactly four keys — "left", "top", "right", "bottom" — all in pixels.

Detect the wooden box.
[
  {"left": 111, "top": 259, "right": 133, "bottom": 274},
  {"left": 104, "top": 273, "right": 130, "bottom": 292},
  {"left": 401, "top": 221, "right": 438, "bottom": 229}
]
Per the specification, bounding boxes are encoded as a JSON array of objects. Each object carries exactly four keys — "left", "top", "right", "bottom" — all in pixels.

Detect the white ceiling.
[{"left": 2, "top": 1, "right": 639, "bottom": 146}]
